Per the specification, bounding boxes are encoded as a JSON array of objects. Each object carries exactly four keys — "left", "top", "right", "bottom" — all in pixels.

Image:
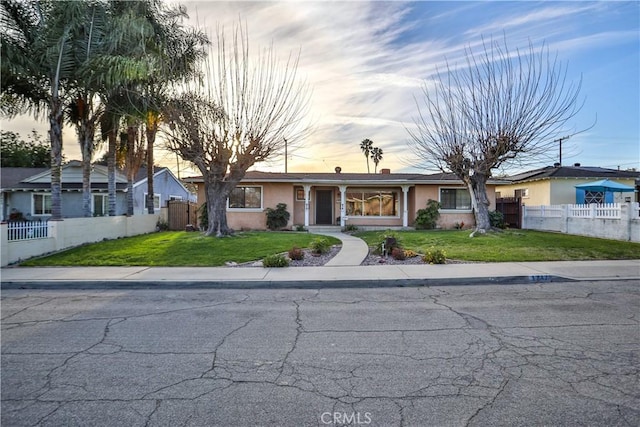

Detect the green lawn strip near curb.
[
  {"left": 354, "top": 229, "right": 640, "bottom": 262},
  {"left": 20, "top": 232, "right": 341, "bottom": 267}
]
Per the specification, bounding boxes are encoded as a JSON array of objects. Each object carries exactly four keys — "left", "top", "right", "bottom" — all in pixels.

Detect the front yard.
[
  {"left": 20, "top": 232, "right": 340, "bottom": 267},
  {"left": 355, "top": 229, "right": 640, "bottom": 262},
  {"left": 18, "top": 229, "right": 640, "bottom": 267}
]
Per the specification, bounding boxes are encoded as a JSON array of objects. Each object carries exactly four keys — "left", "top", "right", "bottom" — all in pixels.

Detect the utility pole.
[
  {"left": 553, "top": 135, "right": 571, "bottom": 165},
  {"left": 284, "top": 137, "right": 288, "bottom": 173}
]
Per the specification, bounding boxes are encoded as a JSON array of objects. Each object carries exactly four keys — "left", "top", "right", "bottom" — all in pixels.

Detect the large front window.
[
  {"left": 346, "top": 190, "right": 398, "bottom": 217},
  {"left": 229, "top": 186, "right": 262, "bottom": 209},
  {"left": 32, "top": 193, "right": 52, "bottom": 216},
  {"left": 440, "top": 188, "right": 471, "bottom": 210}
]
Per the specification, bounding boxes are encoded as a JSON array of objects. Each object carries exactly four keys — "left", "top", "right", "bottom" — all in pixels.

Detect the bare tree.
[
  {"left": 164, "top": 25, "right": 311, "bottom": 236},
  {"left": 408, "top": 38, "right": 583, "bottom": 235}
]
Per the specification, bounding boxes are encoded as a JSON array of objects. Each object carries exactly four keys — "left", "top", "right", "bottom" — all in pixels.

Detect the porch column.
[
  {"left": 303, "top": 184, "right": 311, "bottom": 228},
  {"left": 339, "top": 185, "right": 347, "bottom": 227},
  {"left": 401, "top": 185, "right": 410, "bottom": 228}
]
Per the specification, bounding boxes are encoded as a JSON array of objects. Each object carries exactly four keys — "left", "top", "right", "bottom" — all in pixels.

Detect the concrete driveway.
[{"left": 2, "top": 280, "right": 639, "bottom": 426}]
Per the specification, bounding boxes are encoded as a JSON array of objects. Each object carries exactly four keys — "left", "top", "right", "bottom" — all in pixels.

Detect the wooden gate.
[
  {"left": 496, "top": 197, "right": 522, "bottom": 229},
  {"left": 167, "top": 200, "right": 199, "bottom": 231}
]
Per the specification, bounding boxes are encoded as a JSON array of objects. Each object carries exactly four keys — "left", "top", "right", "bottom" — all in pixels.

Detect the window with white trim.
[
  {"left": 32, "top": 193, "right": 52, "bottom": 216},
  {"left": 93, "top": 194, "right": 108, "bottom": 216},
  {"left": 144, "top": 193, "right": 161, "bottom": 209},
  {"left": 229, "top": 186, "right": 262, "bottom": 209},
  {"left": 346, "top": 190, "right": 398, "bottom": 217},
  {"left": 440, "top": 188, "right": 471, "bottom": 210}
]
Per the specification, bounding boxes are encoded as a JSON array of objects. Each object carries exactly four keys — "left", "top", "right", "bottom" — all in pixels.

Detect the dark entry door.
[{"left": 316, "top": 190, "right": 333, "bottom": 224}]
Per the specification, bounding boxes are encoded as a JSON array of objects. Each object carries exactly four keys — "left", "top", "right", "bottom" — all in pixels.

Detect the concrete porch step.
[{"left": 307, "top": 226, "right": 342, "bottom": 233}]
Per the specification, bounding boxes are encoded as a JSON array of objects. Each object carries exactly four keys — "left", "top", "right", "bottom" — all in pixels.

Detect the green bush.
[
  {"left": 309, "top": 238, "right": 330, "bottom": 254},
  {"left": 156, "top": 218, "right": 170, "bottom": 231},
  {"left": 415, "top": 199, "right": 441, "bottom": 229},
  {"left": 288, "top": 246, "right": 305, "bottom": 261},
  {"left": 489, "top": 210, "right": 505, "bottom": 229},
  {"left": 262, "top": 254, "right": 290, "bottom": 267},
  {"left": 198, "top": 203, "right": 208, "bottom": 229},
  {"left": 295, "top": 224, "right": 307, "bottom": 232},
  {"left": 423, "top": 247, "right": 446, "bottom": 264},
  {"left": 343, "top": 224, "right": 358, "bottom": 232},
  {"left": 265, "top": 203, "right": 290, "bottom": 230}
]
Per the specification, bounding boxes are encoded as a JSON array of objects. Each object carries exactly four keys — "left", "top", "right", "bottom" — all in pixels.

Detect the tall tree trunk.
[
  {"left": 107, "top": 126, "right": 117, "bottom": 216},
  {"left": 49, "top": 99, "right": 64, "bottom": 220},
  {"left": 145, "top": 121, "right": 157, "bottom": 214},
  {"left": 126, "top": 124, "right": 136, "bottom": 216},
  {"left": 80, "top": 118, "right": 95, "bottom": 217},
  {"left": 466, "top": 173, "right": 492, "bottom": 236},
  {"left": 205, "top": 177, "right": 233, "bottom": 236}
]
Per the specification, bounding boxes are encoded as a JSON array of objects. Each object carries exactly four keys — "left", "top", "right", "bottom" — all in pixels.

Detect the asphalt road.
[{"left": 2, "top": 280, "right": 639, "bottom": 427}]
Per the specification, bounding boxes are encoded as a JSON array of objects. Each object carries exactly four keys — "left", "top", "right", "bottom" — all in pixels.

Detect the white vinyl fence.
[
  {"left": 523, "top": 202, "right": 640, "bottom": 242},
  {"left": 1, "top": 214, "right": 160, "bottom": 267}
]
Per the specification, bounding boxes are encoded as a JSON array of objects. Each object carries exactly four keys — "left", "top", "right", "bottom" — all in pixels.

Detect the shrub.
[
  {"left": 198, "top": 203, "right": 208, "bottom": 229},
  {"left": 156, "top": 218, "right": 170, "bottom": 231},
  {"left": 309, "top": 238, "right": 330, "bottom": 254},
  {"left": 295, "top": 224, "right": 307, "bottom": 232},
  {"left": 262, "top": 254, "right": 290, "bottom": 267},
  {"left": 423, "top": 247, "right": 446, "bottom": 264},
  {"left": 391, "top": 247, "right": 406, "bottom": 260},
  {"left": 489, "top": 210, "right": 505, "bottom": 229},
  {"left": 343, "top": 224, "right": 358, "bottom": 232},
  {"left": 288, "top": 246, "right": 305, "bottom": 261},
  {"left": 265, "top": 203, "right": 290, "bottom": 230},
  {"left": 404, "top": 249, "right": 418, "bottom": 258},
  {"left": 415, "top": 199, "right": 441, "bottom": 229}
]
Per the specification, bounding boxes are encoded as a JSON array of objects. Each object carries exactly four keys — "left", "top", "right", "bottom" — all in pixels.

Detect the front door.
[{"left": 315, "top": 190, "right": 333, "bottom": 224}]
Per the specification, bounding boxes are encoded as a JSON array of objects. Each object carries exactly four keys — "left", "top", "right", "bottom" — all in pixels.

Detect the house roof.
[
  {"left": 505, "top": 165, "right": 640, "bottom": 183},
  {"left": 1, "top": 167, "right": 48, "bottom": 189},
  {"left": 183, "top": 171, "right": 508, "bottom": 185}
]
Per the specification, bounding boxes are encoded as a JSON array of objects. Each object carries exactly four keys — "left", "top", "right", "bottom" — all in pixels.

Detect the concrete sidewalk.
[{"left": 1, "top": 259, "right": 638, "bottom": 289}]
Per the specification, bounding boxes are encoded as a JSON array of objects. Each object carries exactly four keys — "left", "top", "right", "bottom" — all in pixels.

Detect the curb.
[{"left": 0, "top": 275, "right": 576, "bottom": 290}]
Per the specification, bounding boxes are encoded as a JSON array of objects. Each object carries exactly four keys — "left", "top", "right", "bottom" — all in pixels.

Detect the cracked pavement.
[{"left": 2, "top": 280, "right": 639, "bottom": 426}]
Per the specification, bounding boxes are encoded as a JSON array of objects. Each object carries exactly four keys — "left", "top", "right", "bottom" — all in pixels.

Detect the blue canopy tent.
[{"left": 575, "top": 179, "right": 635, "bottom": 204}]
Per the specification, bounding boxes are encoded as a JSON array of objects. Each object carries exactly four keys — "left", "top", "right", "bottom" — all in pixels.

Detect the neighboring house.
[
  {"left": 132, "top": 167, "right": 196, "bottom": 215},
  {"left": 184, "top": 169, "right": 506, "bottom": 230},
  {"left": 1, "top": 161, "right": 195, "bottom": 220},
  {"left": 496, "top": 164, "right": 640, "bottom": 205}
]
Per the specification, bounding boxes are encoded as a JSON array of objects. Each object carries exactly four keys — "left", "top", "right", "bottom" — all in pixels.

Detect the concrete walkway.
[{"left": 313, "top": 231, "right": 370, "bottom": 266}]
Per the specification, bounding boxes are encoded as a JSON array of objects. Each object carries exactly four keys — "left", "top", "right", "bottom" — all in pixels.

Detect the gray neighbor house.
[{"left": 1, "top": 161, "right": 194, "bottom": 221}]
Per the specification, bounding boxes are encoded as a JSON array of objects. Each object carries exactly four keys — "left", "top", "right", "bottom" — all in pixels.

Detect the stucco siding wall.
[
  {"left": 226, "top": 182, "right": 294, "bottom": 230},
  {"left": 412, "top": 184, "right": 498, "bottom": 229},
  {"left": 496, "top": 181, "right": 551, "bottom": 205}
]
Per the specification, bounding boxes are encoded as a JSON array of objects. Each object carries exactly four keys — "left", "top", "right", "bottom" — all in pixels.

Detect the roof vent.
[
  {"left": 380, "top": 168, "right": 391, "bottom": 174},
  {"left": 335, "top": 166, "right": 341, "bottom": 174},
  {"left": 574, "top": 163, "right": 581, "bottom": 167}
]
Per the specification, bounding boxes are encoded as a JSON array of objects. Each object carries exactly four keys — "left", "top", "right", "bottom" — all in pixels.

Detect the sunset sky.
[{"left": 4, "top": 1, "right": 639, "bottom": 176}]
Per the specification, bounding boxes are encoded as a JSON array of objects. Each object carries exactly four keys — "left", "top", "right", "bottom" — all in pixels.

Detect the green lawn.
[
  {"left": 354, "top": 229, "right": 640, "bottom": 262},
  {"left": 21, "top": 231, "right": 340, "bottom": 267}
]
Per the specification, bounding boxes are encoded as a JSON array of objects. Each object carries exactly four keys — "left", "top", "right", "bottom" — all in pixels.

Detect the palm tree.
[
  {"left": 360, "top": 138, "right": 373, "bottom": 173},
  {"left": 371, "top": 146, "right": 383, "bottom": 173},
  {"left": 2, "top": 0, "right": 87, "bottom": 219}
]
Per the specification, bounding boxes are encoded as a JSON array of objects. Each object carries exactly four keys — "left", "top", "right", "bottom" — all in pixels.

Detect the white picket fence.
[
  {"left": 6, "top": 220, "right": 53, "bottom": 241},
  {"left": 523, "top": 202, "right": 639, "bottom": 242}
]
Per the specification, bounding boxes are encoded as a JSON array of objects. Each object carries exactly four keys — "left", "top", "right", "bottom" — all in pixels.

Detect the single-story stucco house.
[
  {"left": 184, "top": 169, "right": 506, "bottom": 230},
  {"left": 1, "top": 161, "right": 195, "bottom": 220},
  {"left": 496, "top": 164, "right": 640, "bottom": 205}
]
